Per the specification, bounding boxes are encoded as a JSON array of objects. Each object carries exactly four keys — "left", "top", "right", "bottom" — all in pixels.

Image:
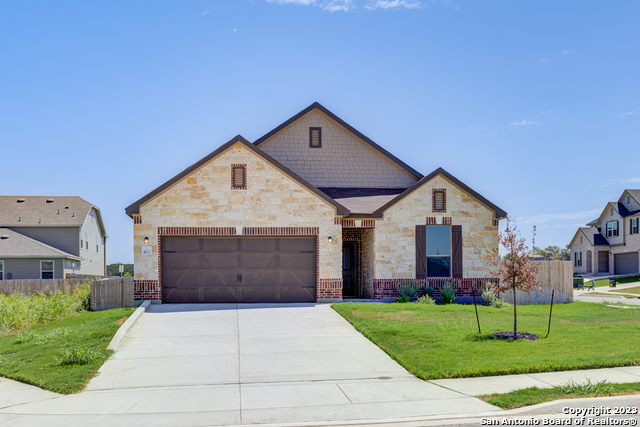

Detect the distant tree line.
[
  {"left": 531, "top": 244, "right": 570, "bottom": 261},
  {"left": 106, "top": 263, "right": 134, "bottom": 277}
]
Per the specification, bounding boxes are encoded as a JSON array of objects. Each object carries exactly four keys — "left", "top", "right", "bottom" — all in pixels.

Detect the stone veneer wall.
[
  {"left": 133, "top": 141, "right": 343, "bottom": 300},
  {"left": 372, "top": 174, "right": 499, "bottom": 298},
  {"left": 258, "top": 109, "right": 417, "bottom": 188}
]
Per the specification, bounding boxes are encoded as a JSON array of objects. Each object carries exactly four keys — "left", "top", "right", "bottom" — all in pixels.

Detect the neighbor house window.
[
  {"left": 575, "top": 252, "right": 582, "bottom": 267},
  {"left": 0, "top": 260, "right": 3, "bottom": 280},
  {"left": 309, "top": 127, "right": 322, "bottom": 148},
  {"left": 426, "top": 225, "right": 451, "bottom": 277},
  {"left": 433, "top": 189, "right": 446, "bottom": 212},
  {"left": 631, "top": 218, "right": 639, "bottom": 235},
  {"left": 40, "top": 260, "right": 54, "bottom": 279},
  {"left": 606, "top": 221, "right": 619, "bottom": 237},
  {"left": 231, "top": 165, "right": 246, "bottom": 189},
  {"left": 96, "top": 236, "right": 99, "bottom": 252}
]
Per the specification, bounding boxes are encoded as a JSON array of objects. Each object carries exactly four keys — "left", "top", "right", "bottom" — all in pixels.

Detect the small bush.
[
  {"left": 395, "top": 281, "right": 420, "bottom": 303},
  {"left": 560, "top": 379, "right": 614, "bottom": 396},
  {"left": 481, "top": 281, "right": 498, "bottom": 306},
  {"left": 57, "top": 345, "right": 102, "bottom": 366},
  {"left": 439, "top": 281, "right": 457, "bottom": 305},
  {"left": 491, "top": 299, "right": 512, "bottom": 309},
  {"left": 416, "top": 294, "right": 435, "bottom": 305},
  {"left": 423, "top": 286, "right": 435, "bottom": 298}
]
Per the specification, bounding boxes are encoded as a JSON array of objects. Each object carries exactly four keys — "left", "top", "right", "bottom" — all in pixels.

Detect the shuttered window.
[
  {"left": 309, "top": 127, "right": 321, "bottom": 148},
  {"left": 606, "top": 221, "right": 619, "bottom": 237},
  {"left": 631, "top": 218, "right": 639, "bottom": 235},
  {"left": 575, "top": 252, "right": 582, "bottom": 267},
  {"left": 416, "top": 224, "right": 462, "bottom": 279},
  {"left": 232, "top": 166, "right": 246, "bottom": 189}
]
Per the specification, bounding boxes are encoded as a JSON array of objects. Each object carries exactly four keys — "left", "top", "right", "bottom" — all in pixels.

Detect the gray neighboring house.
[
  {"left": 569, "top": 189, "right": 640, "bottom": 276},
  {"left": 0, "top": 196, "right": 107, "bottom": 280}
]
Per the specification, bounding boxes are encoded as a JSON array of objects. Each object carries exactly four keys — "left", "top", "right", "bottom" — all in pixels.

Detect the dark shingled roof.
[
  {"left": 618, "top": 202, "right": 629, "bottom": 217},
  {"left": 317, "top": 187, "right": 407, "bottom": 199},
  {"left": 593, "top": 233, "right": 609, "bottom": 246}
]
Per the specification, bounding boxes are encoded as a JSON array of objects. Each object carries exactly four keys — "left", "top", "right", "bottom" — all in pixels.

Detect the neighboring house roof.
[
  {"left": 593, "top": 233, "right": 609, "bottom": 246},
  {"left": 0, "top": 196, "right": 106, "bottom": 236},
  {"left": 253, "top": 102, "right": 423, "bottom": 181},
  {"left": 125, "top": 135, "right": 351, "bottom": 216},
  {"left": 368, "top": 167, "right": 507, "bottom": 219},
  {"left": 0, "top": 228, "right": 80, "bottom": 260},
  {"left": 626, "top": 189, "right": 640, "bottom": 204}
]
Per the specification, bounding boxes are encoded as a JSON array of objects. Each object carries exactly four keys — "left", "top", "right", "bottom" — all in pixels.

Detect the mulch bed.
[{"left": 491, "top": 332, "right": 540, "bottom": 341}]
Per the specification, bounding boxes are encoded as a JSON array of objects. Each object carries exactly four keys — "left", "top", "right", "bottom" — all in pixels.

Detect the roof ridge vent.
[
  {"left": 0, "top": 235, "right": 8, "bottom": 239},
  {"left": 46, "top": 199, "right": 54, "bottom": 203},
  {"left": 17, "top": 198, "right": 25, "bottom": 203}
]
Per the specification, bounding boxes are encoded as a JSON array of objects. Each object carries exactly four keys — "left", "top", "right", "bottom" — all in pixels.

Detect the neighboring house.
[
  {"left": 0, "top": 196, "right": 107, "bottom": 280},
  {"left": 570, "top": 190, "right": 640, "bottom": 276},
  {"left": 126, "top": 102, "right": 506, "bottom": 303}
]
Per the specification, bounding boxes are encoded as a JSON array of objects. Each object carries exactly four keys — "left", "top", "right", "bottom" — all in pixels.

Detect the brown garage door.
[
  {"left": 614, "top": 252, "right": 639, "bottom": 275},
  {"left": 162, "top": 237, "right": 316, "bottom": 303}
]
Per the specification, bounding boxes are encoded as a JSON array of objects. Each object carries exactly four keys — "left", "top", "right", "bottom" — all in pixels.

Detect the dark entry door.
[
  {"left": 598, "top": 251, "right": 609, "bottom": 273},
  {"left": 162, "top": 237, "right": 316, "bottom": 303},
  {"left": 342, "top": 242, "right": 357, "bottom": 298}
]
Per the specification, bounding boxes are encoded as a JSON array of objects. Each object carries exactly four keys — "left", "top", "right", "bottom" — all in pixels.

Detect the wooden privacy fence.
[
  {"left": 91, "top": 277, "right": 134, "bottom": 311},
  {"left": 500, "top": 261, "right": 573, "bottom": 305},
  {"left": 0, "top": 278, "right": 89, "bottom": 295}
]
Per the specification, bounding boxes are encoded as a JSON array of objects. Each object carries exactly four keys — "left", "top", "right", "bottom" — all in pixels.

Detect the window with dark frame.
[
  {"left": 426, "top": 225, "right": 451, "bottom": 278},
  {"left": 433, "top": 190, "right": 446, "bottom": 212},
  {"left": 40, "top": 260, "right": 54, "bottom": 279},
  {"left": 232, "top": 165, "right": 246, "bottom": 189},
  {"left": 606, "top": 221, "right": 619, "bottom": 237},
  {"left": 631, "top": 218, "right": 639, "bottom": 235},
  {"left": 575, "top": 252, "right": 582, "bottom": 267},
  {"left": 309, "top": 127, "right": 321, "bottom": 148}
]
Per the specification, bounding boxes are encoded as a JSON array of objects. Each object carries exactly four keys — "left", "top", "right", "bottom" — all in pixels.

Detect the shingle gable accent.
[
  {"left": 368, "top": 167, "right": 507, "bottom": 219},
  {"left": 253, "top": 102, "right": 423, "bottom": 181},
  {"left": 125, "top": 135, "right": 350, "bottom": 216}
]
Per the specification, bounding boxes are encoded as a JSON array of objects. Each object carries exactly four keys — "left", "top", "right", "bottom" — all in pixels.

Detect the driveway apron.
[{"left": 0, "top": 303, "right": 499, "bottom": 426}]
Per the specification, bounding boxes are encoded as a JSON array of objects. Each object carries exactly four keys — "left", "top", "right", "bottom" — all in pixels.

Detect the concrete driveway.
[{"left": 0, "top": 303, "right": 499, "bottom": 426}]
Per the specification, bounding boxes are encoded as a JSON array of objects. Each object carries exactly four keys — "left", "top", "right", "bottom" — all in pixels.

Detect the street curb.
[{"left": 106, "top": 300, "right": 151, "bottom": 351}]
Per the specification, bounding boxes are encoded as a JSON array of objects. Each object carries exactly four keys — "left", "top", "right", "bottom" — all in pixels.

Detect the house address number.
[{"left": 142, "top": 246, "right": 153, "bottom": 255}]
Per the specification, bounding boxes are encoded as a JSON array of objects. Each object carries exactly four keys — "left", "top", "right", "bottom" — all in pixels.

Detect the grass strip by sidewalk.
[
  {"left": 0, "top": 307, "right": 134, "bottom": 394},
  {"left": 332, "top": 301, "right": 640, "bottom": 380},
  {"left": 480, "top": 380, "right": 640, "bottom": 409},
  {"left": 592, "top": 276, "right": 640, "bottom": 288}
]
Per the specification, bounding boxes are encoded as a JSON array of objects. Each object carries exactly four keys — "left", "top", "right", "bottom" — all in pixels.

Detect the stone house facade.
[
  {"left": 570, "top": 190, "right": 640, "bottom": 276},
  {"left": 126, "top": 103, "right": 506, "bottom": 303}
]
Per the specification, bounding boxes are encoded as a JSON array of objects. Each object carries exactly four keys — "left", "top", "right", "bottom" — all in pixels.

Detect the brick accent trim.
[
  {"left": 243, "top": 227, "right": 319, "bottom": 235},
  {"left": 158, "top": 227, "right": 236, "bottom": 236},
  {"left": 342, "top": 219, "right": 376, "bottom": 228},
  {"left": 426, "top": 217, "right": 436, "bottom": 225},
  {"left": 318, "top": 278, "right": 342, "bottom": 299},
  {"left": 133, "top": 215, "right": 142, "bottom": 224},
  {"left": 231, "top": 164, "right": 247, "bottom": 190},
  {"left": 442, "top": 217, "right": 452, "bottom": 225},
  {"left": 335, "top": 216, "right": 342, "bottom": 225},
  {"left": 134, "top": 280, "right": 161, "bottom": 300},
  {"left": 432, "top": 188, "right": 446, "bottom": 212},
  {"left": 426, "top": 217, "right": 451, "bottom": 225},
  {"left": 373, "top": 278, "right": 499, "bottom": 299}
]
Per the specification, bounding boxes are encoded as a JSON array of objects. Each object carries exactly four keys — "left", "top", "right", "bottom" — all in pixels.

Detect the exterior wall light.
[
  {"left": 328, "top": 236, "right": 333, "bottom": 243},
  {"left": 144, "top": 237, "right": 150, "bottom": 244}
]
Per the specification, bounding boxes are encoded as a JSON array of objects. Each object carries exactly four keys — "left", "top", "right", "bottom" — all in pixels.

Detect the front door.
[
  {"left": 342, "top": 242, "right": 357, "bottom": 298},
  {"left": 598, "top": 251, "right": 609, "bottom": 273}
]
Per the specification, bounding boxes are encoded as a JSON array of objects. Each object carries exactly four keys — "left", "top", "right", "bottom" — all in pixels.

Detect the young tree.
[{"left": 488, "top": 217, "right": 540, "bottom": 338}]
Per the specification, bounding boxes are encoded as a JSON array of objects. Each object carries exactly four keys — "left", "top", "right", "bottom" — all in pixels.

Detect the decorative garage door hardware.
[{"left": 161, "top": 236, "right": 316, "bottom": 303}]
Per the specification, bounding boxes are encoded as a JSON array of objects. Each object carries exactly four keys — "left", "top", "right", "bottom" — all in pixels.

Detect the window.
[
  {"left": 40, "top": 260, "right": 54, "bottom": 279},
  {"left": 96, "top": 236, "right": 99, "bottom": 252},
  {"left": 231, "top": 165, "right": 246, "bottom": 189},
  {"left": 606, "top": 221, "right": 619, "bottom": 237},
  {"left": 631, "top": 218, "right": 639, "bottom": 235},
  {"left": 580, "top": 236, "right": 583, "bottom": 244},
  {"left": 85, "top": 231, "right": 88, "bottom": 249},
  {"left": 575, "top": 252, "right": 582, "bottom": 267},
  {"left": 426, "top": 226, "right": 451, "bottom": 277},
  {"left": 610, "top": 208, "right": 614, "bottom": 216},
  {"left": 433, "top": 189, "right": 446, "bottom": 212},
  {"left": 0, "top": 260, "right": 3, "bottom": 280},
  {"left": 309, "top": 127, "right": 321, "bottom": 148}
]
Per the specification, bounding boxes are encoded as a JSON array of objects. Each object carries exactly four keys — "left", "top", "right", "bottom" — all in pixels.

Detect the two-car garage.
[
  {"left": 614, "top": 252, "right": 640, "bottom": 275},
  {"left": 161, "top": 236, "right": 317, "bottom": 303}
]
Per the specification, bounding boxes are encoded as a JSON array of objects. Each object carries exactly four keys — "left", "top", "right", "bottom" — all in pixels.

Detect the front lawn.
[
  {"left": 332, "top": 302, "right": 640, "bottom": 380},
  {"left": 0, "top": 308, "right": 134, "bottom": 394},
  {"left": 593, "top": 276, "right": 640, "bottom": 287}
]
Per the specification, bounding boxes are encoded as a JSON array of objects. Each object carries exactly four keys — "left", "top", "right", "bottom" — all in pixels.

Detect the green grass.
[
  {"left": 0, "top": 308, "right": 134, "bottom": 394},
  {"left": 618, "top": 285, "right": 640, "bottom": 295},
  {"left": 480, "top": 380, "right": 640, "bottom": 409},
  {"left": 332, "top": 301, "right": 640, "bottom": 380},
  {"left": 593, "top": 276, "right": 640, "bottom": 287}
]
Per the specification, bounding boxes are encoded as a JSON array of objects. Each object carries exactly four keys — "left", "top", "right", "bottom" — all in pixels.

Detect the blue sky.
[{"left": 1, "top": 1, "right": 638, "bottom": 264}]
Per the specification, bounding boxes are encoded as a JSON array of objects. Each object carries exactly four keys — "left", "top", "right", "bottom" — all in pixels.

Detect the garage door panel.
[
  {"left": 162, "top": 236, "right": 316, "bottom": 303},
  {"left": 614, "top": 253, "right": 639, "bottom": 275}
]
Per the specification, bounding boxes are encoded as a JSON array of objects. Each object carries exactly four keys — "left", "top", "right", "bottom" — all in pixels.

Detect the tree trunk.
[{"left": 513, "top": 285, "right": 518, "bottom": 338}]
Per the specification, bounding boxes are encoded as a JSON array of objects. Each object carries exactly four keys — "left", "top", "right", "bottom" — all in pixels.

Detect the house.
[
  {"left": 0, "top": 196, "right": 107, "bottom": 280},
  {"left": 125, "top": 102, "right": 506, "bottom": 303},
  {"left": 570, "top": 190, "right": 640, "bottom": 276}
]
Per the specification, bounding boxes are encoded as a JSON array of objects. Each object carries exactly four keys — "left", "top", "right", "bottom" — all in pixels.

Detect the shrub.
[
  {"left": 560, "top": 379, "right": 613, "bottom": 396},
  {"left": 415, "top": 294, "right": 435, "bottom": 305},
  {"left": 57, "top": 345, "right": 103, "bottom": 366},
  {"left": 491, "top": 299, "right": 512, "bottom": 309},
  {"left": 395, "top": 281, "right": 420, "bottom": 303},
  {"left": 439, "top": 281, "right": 457, "bottom": 305},
  {"left": 423, "top": 286, "right": 435, "bottom": 298},
  {"left": 481, "top": 281, "right": 498, "bottom": 306}
]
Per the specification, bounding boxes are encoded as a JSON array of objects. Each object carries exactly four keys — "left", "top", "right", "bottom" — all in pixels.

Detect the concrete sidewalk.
[{"left": 1, "top": 302, "right": 640, "bottom": 427}]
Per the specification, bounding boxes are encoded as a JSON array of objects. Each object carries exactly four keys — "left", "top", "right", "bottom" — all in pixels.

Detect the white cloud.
[
  {"left": 323, "top": 0, "right": 354, "bottom": 11},
  {"left": 627, "top": 178, "right": 640, "bottom": 183},
  {"left": 365, "top": 0, "right": 421, "bottom": 10},
  {"left": 515, "top": 209, "right": 602, "bottom": 226},
  {"left": 618, "top": 112, "right": 634, "bottom": 117},
  {"left": 201, "top": 10, "right": 209, "bottom": 15},
  {"left": 266, "top": 0, "right": 316, "bottom": 5},
  {"left": 540, "top": 58, "right": 551, "bottom": 63},
  {"left": 509, "top": 120, "right": 538, "bottom": 126},
  {"left": 561, "top": 50, "right": 571, "bottom": 55}
]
